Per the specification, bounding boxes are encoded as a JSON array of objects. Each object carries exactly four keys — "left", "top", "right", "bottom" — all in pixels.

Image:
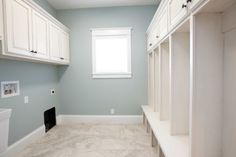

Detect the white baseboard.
[
  {"left": 58, "top": 115, "right": 142, "bottom": 124},
  {"left": 56, "top": 115, "right": 62, "bottom": 125},
  {"left": 0, "top": 125, "right": 45, "bottom": 157},
  {"left": 0, "top": 115, "right": 142, "bottom": 157}
]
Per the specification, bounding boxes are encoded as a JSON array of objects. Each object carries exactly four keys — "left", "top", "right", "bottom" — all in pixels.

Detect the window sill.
[{"left": 92, "top": 73, "right": 132, "bottom": 79}]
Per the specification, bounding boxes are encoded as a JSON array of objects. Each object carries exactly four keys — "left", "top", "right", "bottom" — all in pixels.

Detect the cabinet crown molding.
[{"left": 25, "top": 0, "right": 70, "bottom": 33}]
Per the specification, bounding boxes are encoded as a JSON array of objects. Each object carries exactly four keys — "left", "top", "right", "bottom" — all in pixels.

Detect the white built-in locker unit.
[{"left": 143, "top": 0, "right": 236, "bottom": 157}]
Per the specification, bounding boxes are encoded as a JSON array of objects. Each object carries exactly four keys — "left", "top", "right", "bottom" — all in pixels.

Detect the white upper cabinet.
[
  {"left": 49, "top": 22, "right": 61, "bottom": 61},
  {"left": 147, "top": 33, "right": 153, "bottom": 51},
  {"left": 1, "top": 0, "right": 70, "bottom": 65},
  {"left": 5, "top": 0, "right": 33, "bottom": 56},
  {"left": 32, "top": 10, "right": 49, "bottom": 59},
  {"left": 147, "top": 23, "right": 159, "bottom": 51},
  {"left": 159, "top": 6, "right": 168, "bottom": 38},
  {"left": 169, "top": 0, "right": 188, "bottom": 29},
  {"left": 146, "top": 0, "right": 198, "bottom": 48},
  {"left": 147, "top": 34, "right": 154, "bottom": 51},
  {"left": 187, "top": 0, "right": 204, "bottom": 10},
  {"left": 49, "top": 23, "right": 70, "bottom": 63},
  {"left": 60, "top": 31, "right": 70, "bottom": 63}
]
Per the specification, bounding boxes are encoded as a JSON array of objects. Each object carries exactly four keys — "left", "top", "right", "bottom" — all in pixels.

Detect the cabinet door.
[
  {"left": 5, "top": 0, "right": 32, "bottom": 56},
  {"left": 32, "top": 10, "right": 49, "bottom": 59},
  {"left": 49, "top": 23, "right": 60, "bottom": 61},
  {"left": 59, "top": 31, "right": 70, "bottom": 63},
  {"left": 153, "top": 22, "right": 160, "bottom": 44},
  {"left": 159, "top": 6, "right": 168, "bottom": 38},
  {"left": 147, "top": 32, "right": 154, "bottom": 51},
  {"left": 155, "top": 23, "right": 160, "bottom": 40},
  {"left": 169, "top": 0, "right": 187, "bottom": 29},
  {"left": 147, "top": 27, "right": 159, "bottom": 51},
  {"left": 188, "top": 0, "right": 204, "bottom": 11}
]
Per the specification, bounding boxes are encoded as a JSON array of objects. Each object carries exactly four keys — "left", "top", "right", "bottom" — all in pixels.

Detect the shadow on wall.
[{"left": 58, "top": 66, "right": 69, "bottom": 81}]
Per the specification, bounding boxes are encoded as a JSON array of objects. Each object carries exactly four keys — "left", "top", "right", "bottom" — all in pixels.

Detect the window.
[{"left": 92, "top": 28, "right": 132, "bottom": 78}]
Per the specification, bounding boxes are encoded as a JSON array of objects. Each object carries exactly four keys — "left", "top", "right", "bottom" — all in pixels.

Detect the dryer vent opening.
[{"left": 44, "top": 107, "right": 56, "bottom": 132}]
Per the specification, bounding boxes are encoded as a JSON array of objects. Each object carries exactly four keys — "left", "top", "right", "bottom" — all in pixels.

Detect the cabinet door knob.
[
  {"left": 149, "top": 43, "right": 152, "bottom": 47},
  {"left": 187, "top": 0, "right": 192, "bottom": 3},
  {"left": 182, "top": 4, "right": 187, "bottom": 8},
  {"left": 60, "top": 57, "right": 64, "bottom": 60},
  {"left": 30, "top": 50, "right": 34, "bottom": 53},
  {"left": 156, "top": 36, "right": 159, "bottom": 39},
  {"left": 34, "top": 51, "right": 37, "bottom": 54}
]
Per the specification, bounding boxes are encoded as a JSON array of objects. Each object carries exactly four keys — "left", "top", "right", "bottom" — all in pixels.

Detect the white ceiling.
[{"left": 46, "top": 0, "right": 160, "bottom": 10}]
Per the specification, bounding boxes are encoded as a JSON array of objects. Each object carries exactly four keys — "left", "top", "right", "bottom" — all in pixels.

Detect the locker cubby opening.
[
  {"left": 154, "top": 47, "right": 160, "bottom": 113},
  {"left": 170, "top": 20, "right": 190, "bottom": 136},
  {"left": 222, "top": 4, "right": 236, "bottom": 157},
  {"left": 148, "top": 52, "right": 155, "bottom": 110},
  {"left": 191, "top": 1, "right": 236, "bottom": 157},
  {"left": 160, "top": 38, "right": 170, "bottom": 121}
]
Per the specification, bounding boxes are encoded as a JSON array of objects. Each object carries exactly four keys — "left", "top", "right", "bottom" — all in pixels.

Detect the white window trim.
[{"left": 91, "top": 27, "right": 132, "bottom": 79}]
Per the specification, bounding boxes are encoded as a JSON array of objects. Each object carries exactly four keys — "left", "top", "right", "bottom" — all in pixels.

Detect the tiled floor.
[{"left": 18, "top": 124, "right": 157, "bottom": 157}]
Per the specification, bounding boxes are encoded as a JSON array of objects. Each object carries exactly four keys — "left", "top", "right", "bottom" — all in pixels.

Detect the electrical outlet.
[
  {"left": 110, "top": 108, "right": 115, "bottom": 115},
  {"left": 24, "top": 96, "right": 29, "bottom": 104},
  {"left": 51, "top": 89, "right": 55, "bottom": 95}
]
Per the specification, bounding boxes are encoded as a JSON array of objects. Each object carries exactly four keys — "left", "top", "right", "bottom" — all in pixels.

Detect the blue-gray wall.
[
  {"left": 33, "top": 0, "right": 57, "bottom": 18},
  {"left": 57, "top": 6, "right": 157, "bottom": 115},
  {"left": 0, "top": 1, "right": 59, "bottom": 145},
  {"left": 0, "top": 60, "right": 59, "bottom": 145},
  {"left": 0, "top": 2, "right": 157, "bottom": 146}
]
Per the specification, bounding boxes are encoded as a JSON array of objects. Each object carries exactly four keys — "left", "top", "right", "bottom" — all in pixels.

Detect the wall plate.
[
  {"left": 1, "top": 81, "right": 20, "bottom": 98},
  {"left": 51, "top": 89, "right": 55, "bottom": 95}
]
